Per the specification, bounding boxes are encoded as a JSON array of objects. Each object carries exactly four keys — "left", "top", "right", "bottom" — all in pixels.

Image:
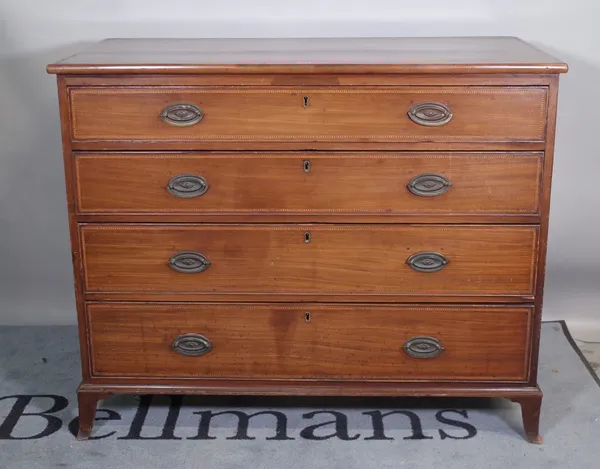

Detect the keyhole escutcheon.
[
  {"left": 303, "top": 96, "right": 310, "bottom": 108},
  {"left": 305, "top": 311, "right": 311, "bottom": 323},
  {"left": 303, "top": 159, "right": 311, "bottom": 173},
  {"left": 304, "top": 232, "right": 311, "bottom": 243}
]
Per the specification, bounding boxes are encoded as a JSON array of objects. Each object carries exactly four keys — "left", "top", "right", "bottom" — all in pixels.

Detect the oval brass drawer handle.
[
  {"left": 160, "top": 102, "right": 204, "bottom": 127},
  {"left": 167, "top": 174, "right": 209, "bottom": 198},
  {"left": 406, "top": 252, "right": 448, "bottom": 273},
  {"left": 408, "top": 102, "right": 453, "bottom": 127},
  {"left": 407, "top": 173, "right": 451, "bottom": 197},
  {"left": 168, "top": 251, "right": 211, "bottom": 273},
  {"left": 172, "top": 333, "right": 213, "bottom": 357},
  {"left": 403, "top": 336, "right": 445, "bottom": 359}
]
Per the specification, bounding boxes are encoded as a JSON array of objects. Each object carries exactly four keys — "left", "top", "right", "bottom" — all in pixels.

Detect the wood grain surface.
[
  {"left": 69, "top": 86, "right": 548, "bottom": 143},
  {"left": 74, "top": 152, "right": 543, "bottom": 216},
  {"left": 47, "top": 37, "right": 568, "bottom": 75},
  {"left": 87, "top": 303, "right": 532, "bottom": 381},
  {"left": 80, "top": 224, "right": 538, "bottom": 296}
]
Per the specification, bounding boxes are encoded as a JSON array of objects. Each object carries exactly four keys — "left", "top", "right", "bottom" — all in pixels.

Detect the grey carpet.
[{"left": 0, "top": 321, "right": 598, "bottom": 468}]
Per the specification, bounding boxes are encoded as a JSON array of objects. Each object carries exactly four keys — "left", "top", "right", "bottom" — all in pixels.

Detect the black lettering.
[
  {"left": 68, "top": 408, "right": 121, "bottom": 440},
  {"left": 363, "top": 410, "right": 433, "bottom": 440},
  {"left": 118, "top": 395, "right": 183, "bottom": 440},
  {"left": 436, "top": 409, "right": 477, "bottom": 440},
  {"left": 0, "top": 395, "right": 68, "bottom": 439},
  {"left": 300, "top": 410, "right": 360, "bottom": 441},
  {"left": 189, "top": 410, "right": 294, "bottom": 440}
]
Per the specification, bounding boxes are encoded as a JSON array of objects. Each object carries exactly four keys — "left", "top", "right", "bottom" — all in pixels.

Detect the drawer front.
[
  {"left": 75, "top": 152, "right": 542, "bottom": 215},
  {"left": 80, "top": 225, "right": 538, "bottom": 296},
  {"left": 87, "top": 303, "right": 532, "bottom": 381},
  {"left": 70, "top": 87, "right": 547, "bottom": 143}
]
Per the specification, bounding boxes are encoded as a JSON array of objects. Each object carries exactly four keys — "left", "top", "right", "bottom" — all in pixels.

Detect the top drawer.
[{"left": 68, "top": 86, "right": 548, "bottom": 146}]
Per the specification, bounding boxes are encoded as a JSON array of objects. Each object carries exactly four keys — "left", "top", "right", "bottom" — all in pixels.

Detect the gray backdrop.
[{"left": 0, "top": 1, "right": 597, "bottom": 338}]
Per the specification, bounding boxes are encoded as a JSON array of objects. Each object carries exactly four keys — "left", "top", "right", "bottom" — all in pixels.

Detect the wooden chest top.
[{"left": 47, "top": 37, "right": 568, "bottom": 75}]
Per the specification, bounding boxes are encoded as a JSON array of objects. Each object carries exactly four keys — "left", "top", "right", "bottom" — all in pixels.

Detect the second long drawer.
[
  {"left": 80, "top": 224, "right": 538, "bottom": 297},
  {"left": 74, "top": 152, "right": 543, "bottom": 216}
]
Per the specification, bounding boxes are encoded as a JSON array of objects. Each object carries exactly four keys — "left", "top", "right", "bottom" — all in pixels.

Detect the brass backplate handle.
[
  {"left": 406, "top": 252, "right": 449, "bottom": 273},
  {"left": 160, "top": 102, "right": 204, "bottom": 127},
  {"left": 407, "top": 173, "right": 451, "bottom": 197},
  {"left": 172, "top": 333, "right": 212, "bottom": 357},
  {"left": 403, "top": 336, "right": 445, "bottom": 359},
  {"left": 168, "top": 251, "right": 211, "bottom": 274},
  {"left": 407, "top": 101, "right": 453, "bottom": 127},
  {"left": 167, "top": 174, "right": 209, "bottom": 198}
]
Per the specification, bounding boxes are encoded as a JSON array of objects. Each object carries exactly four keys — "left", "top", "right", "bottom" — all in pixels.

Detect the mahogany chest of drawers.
[{"left": 47, "top": 37, "right": 568, "bottom": 442}]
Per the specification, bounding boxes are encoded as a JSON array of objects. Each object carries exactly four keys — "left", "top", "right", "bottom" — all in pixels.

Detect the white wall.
[{"left": 1, "top": 1, "right": 598, "bottom": 338}]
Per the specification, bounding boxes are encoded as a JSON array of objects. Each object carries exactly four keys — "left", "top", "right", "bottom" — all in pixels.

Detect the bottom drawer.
[{"left": 87, "top": 303, "right": 533, "bottom": 382}]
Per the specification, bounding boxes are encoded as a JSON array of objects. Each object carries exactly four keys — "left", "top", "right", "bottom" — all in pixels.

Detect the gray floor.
[{"left": 577, "top": 340, "right": 600, "bottom": 375}]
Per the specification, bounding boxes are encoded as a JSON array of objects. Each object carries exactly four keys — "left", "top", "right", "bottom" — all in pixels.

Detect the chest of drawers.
[{"left": 47, "top": 37, "right": 567, "bottom": 442}]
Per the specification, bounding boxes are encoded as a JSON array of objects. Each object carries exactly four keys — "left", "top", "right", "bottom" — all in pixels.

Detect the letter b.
[{"left": 0, "top": 395, "right": 69, "bottom": 440}]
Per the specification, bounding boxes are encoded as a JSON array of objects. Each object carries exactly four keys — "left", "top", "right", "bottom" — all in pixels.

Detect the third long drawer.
[{"left": 80, "top": 224, "right": 538, "bottom": 298}]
